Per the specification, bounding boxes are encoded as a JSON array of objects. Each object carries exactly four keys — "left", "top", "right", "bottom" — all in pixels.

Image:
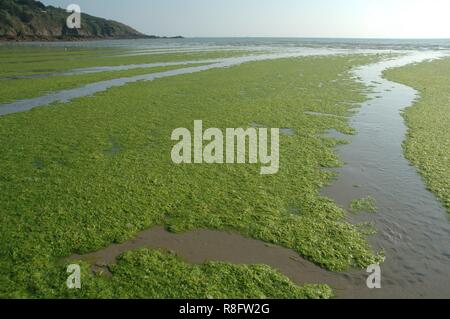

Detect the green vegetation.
[
  {"left": 63, "top": 250, "right": 333, "bottom": 299},
  {"left": 350, "top": 196, "right": 377, "bottom": 214},
  {"left": 0, "top": 52, "right": 384, "bottom": 298},
  {"left": 385, "top": 58, "right": 450, "bottom": 217},
  {"left": 0, "top": 63, "right": 209, "bottom": 104}
]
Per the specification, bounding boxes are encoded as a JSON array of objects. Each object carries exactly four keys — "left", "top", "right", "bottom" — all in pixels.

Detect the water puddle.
[
  {"left": 324, "top": 129, "right": 350, "bottom": 140},
  {"left": 104, "top": 138, "right": 124, "bottom": 156},
  {"left": 68, "top": 226, "right": 370, "bottom": 298}
]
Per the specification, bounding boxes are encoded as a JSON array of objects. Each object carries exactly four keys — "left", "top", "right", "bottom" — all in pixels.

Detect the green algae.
[{"left": 0, "top": 53, "right": 384, "bottom": 298}]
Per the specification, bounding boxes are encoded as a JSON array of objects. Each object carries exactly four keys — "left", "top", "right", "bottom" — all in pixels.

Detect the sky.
[{"left": 41, "top": 0, "right": 450, "bottom": 38}]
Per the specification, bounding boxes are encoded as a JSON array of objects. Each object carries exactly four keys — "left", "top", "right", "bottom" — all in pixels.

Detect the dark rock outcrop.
[{"left": 0, "top": 0, "right": 179, "bottom": 40}]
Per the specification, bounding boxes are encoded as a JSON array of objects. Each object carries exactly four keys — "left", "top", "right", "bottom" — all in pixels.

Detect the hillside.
[{"left": 0, "top": 0, "right": 175, "bottom": 40}]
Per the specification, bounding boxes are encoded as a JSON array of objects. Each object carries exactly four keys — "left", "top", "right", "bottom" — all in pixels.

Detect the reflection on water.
[{"left": 280, "top": 128, "right": 296, "bottom": 136}]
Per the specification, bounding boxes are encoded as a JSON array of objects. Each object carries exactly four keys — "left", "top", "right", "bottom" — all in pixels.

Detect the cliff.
[{"left": 0, "top": 0, "right": 180, "bottom": 40}]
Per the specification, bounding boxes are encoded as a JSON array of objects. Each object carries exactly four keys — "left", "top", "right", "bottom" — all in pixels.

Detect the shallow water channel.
[{"left": 321, "top": 52, "right": 450, "bottom": 298}]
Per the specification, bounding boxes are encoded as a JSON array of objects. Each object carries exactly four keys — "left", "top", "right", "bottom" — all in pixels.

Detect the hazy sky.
[{"left": 41, "top": 0, "right": 450, "bottom": 38}]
